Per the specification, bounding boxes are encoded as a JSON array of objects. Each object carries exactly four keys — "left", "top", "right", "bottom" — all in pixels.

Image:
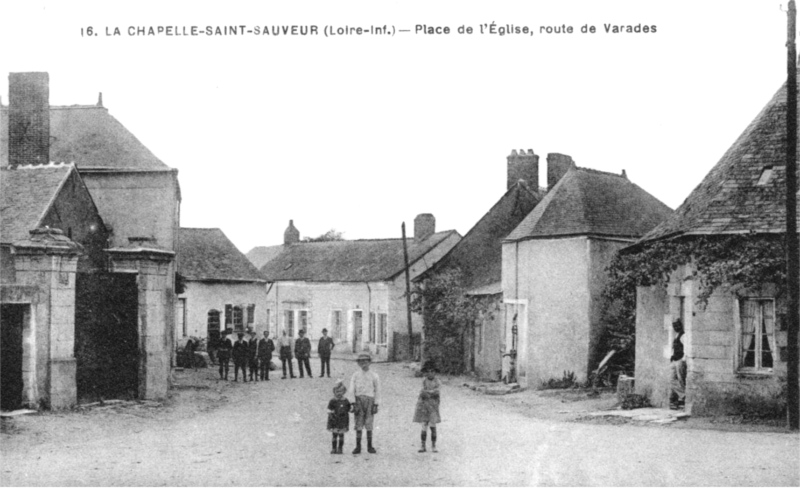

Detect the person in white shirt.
[{"left": 349, "top": 353, "right": 380, "bottom": 454}]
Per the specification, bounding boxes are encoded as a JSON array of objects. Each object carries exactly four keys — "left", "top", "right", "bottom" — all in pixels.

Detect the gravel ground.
[{"left": 1, "top": 360, "right": 798, "bottom": 486}]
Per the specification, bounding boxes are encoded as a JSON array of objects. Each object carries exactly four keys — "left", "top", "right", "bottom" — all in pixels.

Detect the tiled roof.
[
  {"left": 246, "top": 244, "right": 284, "bottom": 269},
  {"left": 178, "top": 228, "right": 266, "bottom": 282},
  {"left": 0, "top": 164, "right": 73, "bottom": 244},
  {"left": 505, "top": 167, "right": 672, "bottom": 241},
  {"left": 260, "top": 230, "right": 460, "bottom": 282},
  {"left": 639, "top": 77, "right": 798, "bottom": 243},
  {"left": 416, "top": 181, "right": 542, "bottom": 290},
  {"left": 1, "top": 105, "right": 168, "bottom": 170}
]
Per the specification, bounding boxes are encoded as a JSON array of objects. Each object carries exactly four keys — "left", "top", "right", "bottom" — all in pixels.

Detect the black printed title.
[{"left": 81, "top": 23, "right": 657, "bottom": 38}]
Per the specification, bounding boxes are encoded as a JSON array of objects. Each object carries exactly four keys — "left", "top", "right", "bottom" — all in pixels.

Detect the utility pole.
[
  {"left": 785, "top": 0, "right": 799, "bottom": 431},
  {"left": 401, "top": 223, "right": 415, "bottom": 360}
]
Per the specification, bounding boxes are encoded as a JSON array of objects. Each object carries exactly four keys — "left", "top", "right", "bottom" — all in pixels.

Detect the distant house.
[
  {"left": 176, "top": 228, "right": 267, "bottom": 348},
  {"left": 1, "top": 162, "right": 108, "bottom": 410},
  {"left": 246, "top": 245, "right": 284, "bottom": 270},
  {"left": 502, "top": 164, "right": 672, "bottom": 387},
  {"left": 260, "top": 216, "right": 461, "bottom": 361},
  {"left": 415, "top": 150, "right": 567, "bottom": 379},
  {"left": 633, "top": 76, "right": 795, "bottom": 416},
  {"left": 1, "top": 72, "right": 180, "bottom": 403}
]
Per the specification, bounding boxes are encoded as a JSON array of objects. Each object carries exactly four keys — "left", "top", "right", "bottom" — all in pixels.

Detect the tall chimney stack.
[
  {"left": 284, "top": 220, "right": 300, "bottom": 245},
  {"left": 507, "top": 149, "right": 539, "bottom": 191},
  {"left": 547, "top": 153, "right": 575, "bottom": 191},
  {"left": 8, "top": 72, "right": 50, "bottom": 167},
  {"left": 414, "top": 213, "right": 435, "bottom": 242}
]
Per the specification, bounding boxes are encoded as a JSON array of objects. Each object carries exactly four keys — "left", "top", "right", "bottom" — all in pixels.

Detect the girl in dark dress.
[{"left": 327, "top": 380, "right": 352, "bottom": 454}]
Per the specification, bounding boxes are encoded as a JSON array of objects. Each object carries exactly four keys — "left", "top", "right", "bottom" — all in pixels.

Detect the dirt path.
[{"left": 2, "top": 360, "right": 798, "bottom": 486}]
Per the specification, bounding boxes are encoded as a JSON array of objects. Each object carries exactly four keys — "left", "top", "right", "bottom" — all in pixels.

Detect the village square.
[{"left": 3, "top": 1, "right": 800, "bottom": 486}]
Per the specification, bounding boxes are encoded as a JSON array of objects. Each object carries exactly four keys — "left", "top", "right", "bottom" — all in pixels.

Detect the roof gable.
[
  {"left": 246, "top": 244, "right": 284, "bottom": 269},
  {"left": 417, "top": 181, "right": 541, "bottom": 290},
  {"left": 1, "top": 105, "right": 168, "bottom": 171},
  {"left": 1, "top": 163, "right": 74, "bottom": 243},
  {"left": 178, "top": 228, "right": 266, "bottom": 282},
  {"left": 260, "top": 230, "right": 459, "bottom": 282},
  {"left": 505, "top": 167, "right": 672, "bottom": 241},
  {"left": 640, "top": 77, "right": 797, "bottom": 243}
]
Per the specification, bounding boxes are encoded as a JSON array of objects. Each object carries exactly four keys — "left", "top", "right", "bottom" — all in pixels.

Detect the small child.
[
  {"left": 327, "top": 380, "right": 351, "bottom": 454},
  {"left": 412, "top": 360, "right": 441, "bottom": 453}
]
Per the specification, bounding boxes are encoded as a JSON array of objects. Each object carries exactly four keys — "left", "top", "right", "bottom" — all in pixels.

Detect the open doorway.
[{"left": 1, "top": 304, "right": 27, "bottom": 411}]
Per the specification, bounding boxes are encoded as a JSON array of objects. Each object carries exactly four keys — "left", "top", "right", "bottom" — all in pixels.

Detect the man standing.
[
  {"left": 278, "top": 330, "right": 295, "bottom": 379},
  {"left": 217, "top": 330, "right": 233, "bottom": 380},
  {"left": 248, "top": 330, "right": 260, "bottom": 382},
  {"left": 258, "top": 330, "right": 275, "bottom": 381},
  {"left": 184, "top": 337, "right": 197, "bottom": 371},
  {"left": 669, "top": 319, "right": 687, "bottom": 410},
  {"left": 232, "top": 332, "right": 249, "bottom": 382},
  {"left": 349, "top": 353, "right": 380, "bottom": 454},
  {"left": 318, "top": 328, "right": 335, "bottom": 378},
  {"left": 295, "top": 329, "right": 313, "bottom": 378}
]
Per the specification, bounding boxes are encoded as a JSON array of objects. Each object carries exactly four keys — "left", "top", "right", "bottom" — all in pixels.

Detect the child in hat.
[
  {"left": 349, "top": 352, "right": 380, "bottom": 454},
  {"left": 327, "top": 380, "right": 352, "bottom": 454},
  {"left": 413, "top": 360, "right": 441, "bottom": 453}
]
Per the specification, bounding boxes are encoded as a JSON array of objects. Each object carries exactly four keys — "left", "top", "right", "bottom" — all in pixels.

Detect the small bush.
[
  {"left": 621, "top": 393, "right": 651, "bottom": 410},
  {"left": 540, "top": 371, "right": 579, "bottom": 390}
]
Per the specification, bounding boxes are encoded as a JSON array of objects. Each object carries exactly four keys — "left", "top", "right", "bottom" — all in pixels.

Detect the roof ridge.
[
  {"left": 575, "top": 166, "right": 626, "bottom": 178},
  {"left": 3, "top": 162, "right": 75, "bottom": 170}
]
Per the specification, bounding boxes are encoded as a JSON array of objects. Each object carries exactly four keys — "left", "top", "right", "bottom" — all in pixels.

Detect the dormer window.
[{"left": 757, "top": 166, "right": 773, "bottom": 186}]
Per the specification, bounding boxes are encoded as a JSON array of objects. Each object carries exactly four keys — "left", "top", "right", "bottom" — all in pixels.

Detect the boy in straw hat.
[
  {"left": 349, "top": 352, "right": 380, "bottom": 454},
  {"left": 327, "top": 380, "right": 352, "bottom": 454}
]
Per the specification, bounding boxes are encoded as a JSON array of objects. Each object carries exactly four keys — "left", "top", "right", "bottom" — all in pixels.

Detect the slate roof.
[
  {"left": 415, "top": 181, "right": 542, "bottom": 291},
  {"left": 246, "top": 245, "right": 284, "bottom": 269},
  {"left": 260, "top": 230, "right": 460, "bottom": 282},
  {"left": 1, "top": 105, "right": 168, "bottom": 170},
  {"left": 0, "top": 163, "right": 74, "bottom": 244},
  {"left": 505, "top": 167, "right": 672, "bottom": 242},
  {"left": 177, "top": 228, "right": 266, "bottom": 283},
  {"left": 639, "top": 76, "right": 798, "bottom": 244}
]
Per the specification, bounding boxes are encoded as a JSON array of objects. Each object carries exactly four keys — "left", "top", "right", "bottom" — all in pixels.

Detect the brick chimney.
[
  {"left": 414, "top": 213, "right": 435, "bottom": 242},
  {"left": 284, "top": 220, "right": 300, "bottom": 245},
  {"left": 8, "top": 72, "right": 50, "bottom": 167},
  {"left": 547, "top": 153, "right": 575, "bottom": 191},
  {"left": 507, "top": 149, "right": 539, "bottom": 191}
]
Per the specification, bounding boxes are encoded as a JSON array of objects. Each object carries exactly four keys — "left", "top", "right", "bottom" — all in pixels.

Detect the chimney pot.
[
  {"left": 414, "top": 213, "right": 435, "bottom": 242},
  {"left": 507, "top": 148, "right": 539, "bottom": 191},
  {"left": 8, "top": 72, "right": 50, "bottom": 167},
  {"left": 97, "top": 92, "right": 103, "bottom": 107},
  {"left": 284, "top": 220, "right": 300, "bottom": 245},
  {"left": 547, "top": 153, "right": 575, "bottom": 192}
]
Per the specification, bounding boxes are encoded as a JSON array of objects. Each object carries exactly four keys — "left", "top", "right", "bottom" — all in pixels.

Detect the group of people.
[
  {"left": 326, "top": 355, "right": 441, "bottom": 455},
  {"left": 213, "top": 327, "right": 336, "bottom": 382}
]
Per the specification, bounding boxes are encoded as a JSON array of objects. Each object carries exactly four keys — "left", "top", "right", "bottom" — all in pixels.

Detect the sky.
[{"left": 0, "top": 1, "right": 793, "bottom": 253}]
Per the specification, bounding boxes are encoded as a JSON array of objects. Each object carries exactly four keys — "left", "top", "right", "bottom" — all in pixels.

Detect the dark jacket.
[
  {"left": 232, "top": 339, "right": 248, "bottom": 362},
  {"left": 248, "top": 338, "right": 259, "bottom": 360},
  {"left": 258, "top": 338, "right": 275, "bottom": 359},
  {"left": 295, "top": 337, "right": 311, "bottom": 359},
  {"left": 318, "top": 336, "right": 335, "bottom": 357},
  {"left": 217, "top": 337, "right": 233, "bottom": 360}
]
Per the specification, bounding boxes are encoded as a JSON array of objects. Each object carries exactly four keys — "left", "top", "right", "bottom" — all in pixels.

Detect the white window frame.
[
  {"left": 330, "top": 309, "right": 344, "bottom": 341},
  {"left": 298, "top": 309, "right": 309, "bottom": 335},
  {"left": 377, "top": 313, "right": 388, "bottom": 346},
  {"left": 735, "top": 297, "right": 776, "bottom": 374},
  {"left": 284, "top": 309, "right": 295, "bottom": 337}
]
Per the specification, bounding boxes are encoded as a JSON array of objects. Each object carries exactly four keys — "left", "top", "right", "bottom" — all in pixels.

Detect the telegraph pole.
[
  {"left": 401, "top": 223, "right": 415, "bottom": 360},
  {"left": 785, "top": 0, "right": 799, "bottom": 431}
]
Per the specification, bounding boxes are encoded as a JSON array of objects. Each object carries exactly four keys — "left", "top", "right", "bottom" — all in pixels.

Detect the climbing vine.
[{"left": 599, "top": 235, "right": 785, "bottom": 377}]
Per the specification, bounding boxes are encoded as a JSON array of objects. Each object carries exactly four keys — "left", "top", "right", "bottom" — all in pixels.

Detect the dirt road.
[{"left": 2, "top": 360, "right": 798, "bottom": 486}]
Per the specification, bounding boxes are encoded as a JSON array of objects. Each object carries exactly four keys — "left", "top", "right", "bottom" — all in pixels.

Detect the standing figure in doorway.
[{"left": 669, "top": 319, "right": 687, "bottom": 410}]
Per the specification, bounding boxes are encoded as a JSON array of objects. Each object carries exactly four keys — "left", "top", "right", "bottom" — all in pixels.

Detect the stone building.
[
  {"left": 176, "top": 228, "right": 267, "bottom": 347},
  {"left": 1, "top": 72, "right": 180, "bottom": 406},
  {"left": 259, "top": 217, "right": 460, "bottom": 362},
  {"left": 633, "top": 75, "right": 797, "bottom": 416},
  {"left": 502, "top": 164, "right": 672, "bottom": 387},
  {"left": 414, "top": 149, "right": 551, "bottom": 379}
]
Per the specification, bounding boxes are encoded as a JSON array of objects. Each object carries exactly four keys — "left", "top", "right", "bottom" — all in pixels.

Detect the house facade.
[
  {"left": 176, "top": 228, "right": 267, "bottom": 348},
  {"left": 502, "top": 165, "right": 672, "bottom": 388},
  {"left": 415, "top": 149, "right": 556, "bottom": 379},
  {"left": 1, "top": 72, "right": 180, "bottom": 404},
  {"left": 260, "top": 216, "right": 460, "bottom": 361},
  {"left": 633, "top": 75, "right": 797, "bottom": 416}
]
